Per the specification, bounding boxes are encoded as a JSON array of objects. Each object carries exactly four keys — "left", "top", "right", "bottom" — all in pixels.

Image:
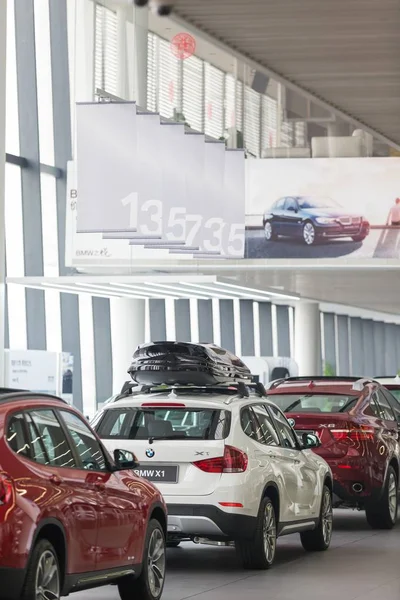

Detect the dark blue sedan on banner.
[{"left": 263, "top": 196, "right": 370, "bottom": 246}]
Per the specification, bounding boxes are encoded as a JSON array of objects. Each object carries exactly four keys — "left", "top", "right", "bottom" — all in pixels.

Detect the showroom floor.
[{"left": 76, "top": 510, "right": 400, "bottom": 600}]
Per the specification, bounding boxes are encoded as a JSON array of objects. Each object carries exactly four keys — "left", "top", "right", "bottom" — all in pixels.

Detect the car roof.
[
  {"left": 266, "top": 376, "right": 377, "bottom": 396},
  {"left": 0, "top": 389, "right": 68, "bottom": 408},
  {"left": 376, "top": 376, "right": 400, "bottom": 387}
]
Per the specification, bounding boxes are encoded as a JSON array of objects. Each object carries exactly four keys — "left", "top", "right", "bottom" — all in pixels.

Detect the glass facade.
[{"left": 3, "top": 0, "right": 398, "bottom": 416}]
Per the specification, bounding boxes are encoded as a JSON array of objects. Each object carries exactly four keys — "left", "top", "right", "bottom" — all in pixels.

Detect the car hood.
[{"left": 302, "top": 208, "right": 362, "bottom": 218}]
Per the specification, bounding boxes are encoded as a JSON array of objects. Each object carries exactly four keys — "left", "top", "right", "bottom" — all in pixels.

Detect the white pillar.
[
  {"left": 294, "top": 302, "right": 321, "bottom": 376},
  {"left": 110, "top": 298, "right": 145, "bottom": 394},
  {"left": 0, "top": 0, "right": 7, "bottom": 385}
]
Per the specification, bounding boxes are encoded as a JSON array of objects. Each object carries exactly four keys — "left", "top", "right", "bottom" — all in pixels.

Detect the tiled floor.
[{"left": 76, "top": 510, "right": 400, "bottom": 600}]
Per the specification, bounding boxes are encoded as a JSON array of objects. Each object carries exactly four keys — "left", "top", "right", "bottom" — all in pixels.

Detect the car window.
[
  {"left": 364, "top": 394, "right": 381, "bottom": 418},
  {"left": 251, "top": 404, "right": 280, "bottom": 446},
  {"left": 268, "top": 405, "right": 298, "bottom": 449},
  {"left": 59, "top": 410, "right": 107, "bottom": 471},
  {"left": 376, "top": 391, "right": 395, "bottom": 421},
  {"left": 6, "top": 413, "right": 30, "bottom": 458},
  {"left": 28, "top": 409, "right": 77, "bottom": 468},
  {"left": 97, "top": 407, "right": 230, "bottom": 441},
  {"left": 275, "top": 197, "right": 286, "bottom": 209},
  {"left": 25, "top": 413, "right": 51, "bottom": 465},
  {"left": 285, "top": 198, "right": 297, "bottom": 211},
  {"left": 240, "top": 407, "right": 263, "bottom": 443},
  {"left": 267, "top": 393, "right": 356, "bottom": 414},
  {"left": 382, "top": 388, "right": 400, "bottom": 421}
]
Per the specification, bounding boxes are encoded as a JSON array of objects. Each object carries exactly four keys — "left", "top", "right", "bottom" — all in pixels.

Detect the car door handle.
[{"left": 49, "top": 474, "right": 62, "bottom": 485}]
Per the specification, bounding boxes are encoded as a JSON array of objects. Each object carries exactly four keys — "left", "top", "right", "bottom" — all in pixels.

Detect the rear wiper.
[
  {"left": 148, "top": 434, "right": 187, "bottom": 444},
  {"left": 285, "top": 399, "right": 302, "bottom": 412}
]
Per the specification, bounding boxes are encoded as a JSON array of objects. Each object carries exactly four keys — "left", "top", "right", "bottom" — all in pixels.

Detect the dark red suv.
[
  {"left": 267, "top": 377, "right": 400, "bottom": 529},
  {"left": 0, "top": 390, "right": 167, "bottom": 600}
]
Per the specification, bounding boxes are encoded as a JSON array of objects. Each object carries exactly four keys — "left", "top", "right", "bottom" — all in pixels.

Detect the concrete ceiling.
[{"left": 171, "top": 0, "right": 400, "bottom": 148}]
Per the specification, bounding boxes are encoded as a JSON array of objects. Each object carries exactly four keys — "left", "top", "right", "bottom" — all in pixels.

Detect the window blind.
[
  {"left": 158, "top": 37, "right": 180, "bottom": 119},
  {"left": 94, "top": 3, "right": 118, "bottom": 96},
  {"left": 244, "top": 86, "right": 261, "bottom": 156},
  {"left": 147, "top": 32, "right": 158, "bottom": 112},
  {"left": 261, "top": 95, "right": 278, "bottom": 150},
  {"left": 225, "top": 74, "right": 243, "bottom": 135}
]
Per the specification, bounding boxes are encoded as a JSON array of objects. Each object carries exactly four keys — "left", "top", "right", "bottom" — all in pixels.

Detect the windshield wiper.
[
  {"left": 148, "top": 434, "right": 187, "bottom": 444},
  {"left": 285, "top": 399, "right": 302, "bottom": 412}
]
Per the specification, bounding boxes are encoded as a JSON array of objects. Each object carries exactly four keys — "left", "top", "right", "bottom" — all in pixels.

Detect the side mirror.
[
  {"left": 113, "top": 449, "right": 139, "bottom": 471},
  {"left": 301, "top": 433, "right": 321, "bottom": 449}
]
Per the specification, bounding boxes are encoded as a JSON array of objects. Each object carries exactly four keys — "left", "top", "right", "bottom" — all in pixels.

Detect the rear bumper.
[
  {"left": 0, "top": 567, "right": 26, "bottom": 599},
  {"left": 167, "top": 504, "right": 257, "bottom": 540}
]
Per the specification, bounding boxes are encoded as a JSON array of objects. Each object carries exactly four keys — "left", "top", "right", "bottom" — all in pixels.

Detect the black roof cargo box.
[{"left": 128, "top": 342, "right": 252, "bottom": 386}]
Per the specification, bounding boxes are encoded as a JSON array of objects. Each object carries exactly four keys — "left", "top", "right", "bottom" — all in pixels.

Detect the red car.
[
  {"left": 267, "top": 377, "right": 400, "bottom": 529},
  {"left": 0, "top": 389, "right": 167, "bottom": 600}
]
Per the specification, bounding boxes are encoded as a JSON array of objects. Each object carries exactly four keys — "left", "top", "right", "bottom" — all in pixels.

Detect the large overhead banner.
[
  {"left": 245, "top": 158, "right": 400, "bottom": 260},
  {"left": 74, "top": 102, "right": 245, "bottom": 263}
]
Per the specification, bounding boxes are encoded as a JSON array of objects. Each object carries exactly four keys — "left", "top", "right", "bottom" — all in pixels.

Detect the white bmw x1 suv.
[{"left": 93, "top": 381, "right": 333, "bottom": 569}]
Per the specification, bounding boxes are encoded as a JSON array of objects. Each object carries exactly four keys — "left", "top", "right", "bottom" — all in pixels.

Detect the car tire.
[
  {"left": 366, "top": 466, "right": 398, "bottom": 530},
  {"left": 302, "top": 221, "right": 317, "bottom": 245},
  {"left": 264, "top": 221, "right": 277, "bottom": 241},
  {"left": 166, "top": 540, "right": 181, "bottom": 548},
  {"left": 21, "top": 539, "right": 61, "bottom": 600},
  {"left": 118, "top": 519, "right": 166, "bottom": 600},
  {"left": 235, "top": 496, "right": 277, "bottom": 570},
  {"left": 300, "top": 485, "right": 333, "bottom": 552}
]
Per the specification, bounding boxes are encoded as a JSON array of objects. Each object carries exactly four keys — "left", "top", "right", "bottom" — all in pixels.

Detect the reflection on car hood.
[{"left": 302, "top": 208, "right": 361, "bottom": 218}]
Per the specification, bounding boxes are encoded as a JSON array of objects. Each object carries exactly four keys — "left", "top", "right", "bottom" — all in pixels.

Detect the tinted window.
[
  {"left": 252, "top": 404, "right": 280, "bottom": 446},
  {"left": 6, "top": 413, "right": 30, "bottom": 458},
  {"left": 267, "top": 393, "right": 356, "bottom": 414},
  {"left": 29, "top": 410, "right": 77, "bottom": 468},
  {"left": 59, "top": 411, "right": 107, "bottom": 471},
  {"left": 269, "top": 405, "right": 298, "bottom": 449},
  {"left": 97, "top": 407, "right": 230, "bottom": 441},
  {"left": 376, "top": 391, "right": 395, "bottom": 421},
  {"left": 241, "top": 407, "right": 263, "bottom": 443}
]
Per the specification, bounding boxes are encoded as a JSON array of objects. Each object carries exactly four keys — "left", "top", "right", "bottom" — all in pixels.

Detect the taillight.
[
  {"left": 0, "top": 474, "right": 13, "bottom": 505},
  {"left": 331, "top": 426, "right": 375, "bottom": 442},
  {"left": 193, "top": 446, "right": 248, "bottom": 474}
]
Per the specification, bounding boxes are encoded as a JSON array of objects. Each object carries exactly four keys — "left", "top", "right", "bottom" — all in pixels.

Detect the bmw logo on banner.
[{"left": 146, "top": 448, "right": 155, "bottom": 459}]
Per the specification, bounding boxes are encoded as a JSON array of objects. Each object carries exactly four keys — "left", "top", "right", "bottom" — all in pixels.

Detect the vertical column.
[
  {"left": 110, "top": 297, "right": 145, "bottom": 395},
  {"left": 0, "top": 0, "right": 6, "bottom": 383},
  {"left": 133, "top": 5, "right": 148, "bottom": 108},
  {"left": 294, "top": 302, "right": 321, "bottom": 375}
]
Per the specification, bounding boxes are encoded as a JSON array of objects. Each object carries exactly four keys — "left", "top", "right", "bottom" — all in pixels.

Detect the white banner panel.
[
  {"left": 76, "top": 102, "right": 138, "bottom": 233},
  {"left": 245, "top": 157, "right": 400, "bottom": 261},
  {"left": 221, "top": 149, "right": 246, "bottom": 257}
]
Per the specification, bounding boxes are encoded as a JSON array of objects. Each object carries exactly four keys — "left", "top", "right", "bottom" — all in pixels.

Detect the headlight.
[{"left": 315, "top": 217, "right": 337, "bottom": 225}]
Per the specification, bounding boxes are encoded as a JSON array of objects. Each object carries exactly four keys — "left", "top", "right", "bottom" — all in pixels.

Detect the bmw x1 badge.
[{"left": 146, "top": 448, "right": 155, "bottom": 458}]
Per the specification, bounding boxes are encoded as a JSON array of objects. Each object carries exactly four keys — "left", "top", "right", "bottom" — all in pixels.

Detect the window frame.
[
  {"left": 56, "top": 408, "right": 111, "bottom": 473},
  {"left": 6, "top": 412, "right": 32, "bottom": 460},
  {"left": 248, "top": 403, "right": 281, "bottom": 447},
  {"left": 266, "top": 403, "right": 301, "bottom": 450},
  {"left": 382, "top": 388, "right": 400, "bottom": 422},
  {"left": 375, "top": 390, "right": 396, "bottom": 422}
]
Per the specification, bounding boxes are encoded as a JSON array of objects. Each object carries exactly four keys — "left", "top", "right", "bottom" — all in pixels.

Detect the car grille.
[{"left": 339, "top": 217, "right": 361, "bottom": 226}]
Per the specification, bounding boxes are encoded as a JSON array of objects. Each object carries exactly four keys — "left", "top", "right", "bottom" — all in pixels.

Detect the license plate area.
[{"left": 134, "top": 464, "right": 179, "bottom": 483}]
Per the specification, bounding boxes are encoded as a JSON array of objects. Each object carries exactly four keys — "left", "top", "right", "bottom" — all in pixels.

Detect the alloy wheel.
[
  {"left": 303, "top": 222, "right": 315, "bottom": 245},
  {"left": 264, "top": 222, "right": 273, "bottom": 240},
  {"left": 388, "top": 472, "right": 397, "bottom": 521},
  {"left": 322, "top": 490, "right": 333, "bottom": 545},
  {"left": 35, "top": 550, "right": 60, "bottom": 600},
  {"left": 262, "top": 502, "right": 276, "bottom": 564},
  {"left": 147, "top": 527, "right": 166, "bottom": 598}
]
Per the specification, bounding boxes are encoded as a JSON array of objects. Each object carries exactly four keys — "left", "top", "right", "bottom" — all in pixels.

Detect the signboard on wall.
[
  {"left": 5, "top": 350, "right": 58, "bottom": 394},
  {"left": 245, "top": 158, "right": 400, "bottom": 260},
  {"left": 72, "top": 102, "right": 245, "bottom": 264}
]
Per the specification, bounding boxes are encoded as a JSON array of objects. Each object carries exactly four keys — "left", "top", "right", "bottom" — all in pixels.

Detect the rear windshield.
[
  {"left": 96, "top": 407, "right": 231, "bottom": 440},
  {"left": 267, "top": 393, "right": 357, "bottom": 413}
]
